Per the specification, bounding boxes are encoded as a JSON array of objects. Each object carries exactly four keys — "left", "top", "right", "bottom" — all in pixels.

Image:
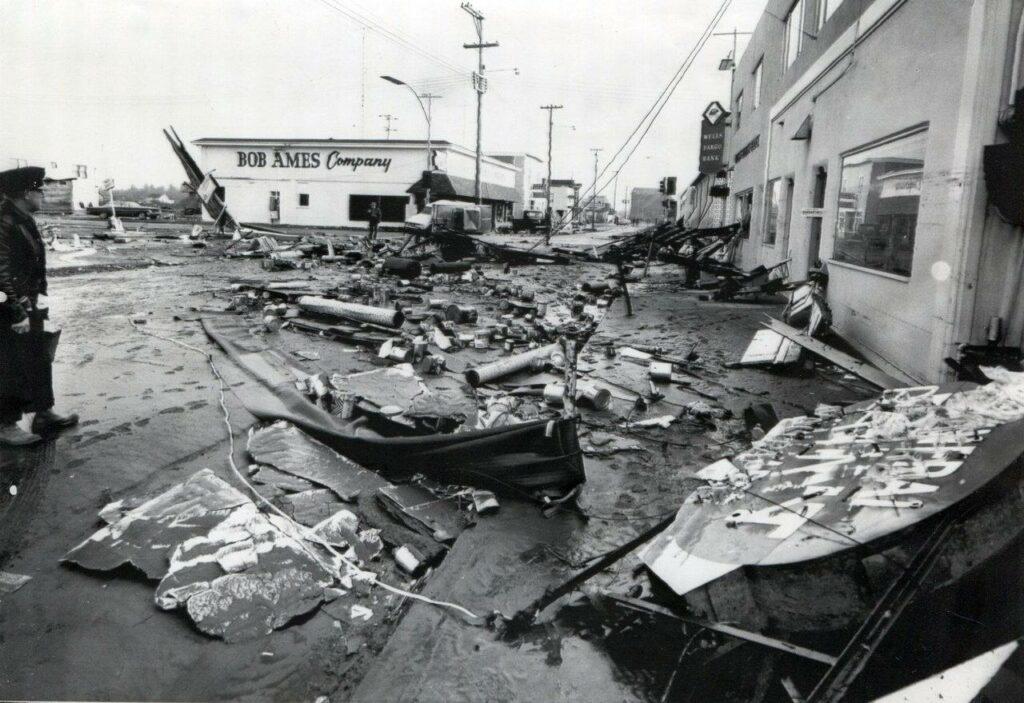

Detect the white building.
[
  {"left": 489, "top": 152, "right": 545, "bottom": 218},
  {"left": 0, "top": 157, "right": 105, "bottom": 213},
  {"left": 530, "top": 179, "right": 579, "bottom": 221},
  {"left": 193, "top": 138, "right": 520, "bottom": 229}
]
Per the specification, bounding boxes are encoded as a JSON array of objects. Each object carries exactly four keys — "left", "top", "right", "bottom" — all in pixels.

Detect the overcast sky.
[{"left": 0, "top": 0, "right": 766, "bottom": 198}]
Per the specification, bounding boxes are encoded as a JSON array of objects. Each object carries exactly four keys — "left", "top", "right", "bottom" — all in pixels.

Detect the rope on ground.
[{"left": 126, "top": 316, "right": 482, "bottom": 623}]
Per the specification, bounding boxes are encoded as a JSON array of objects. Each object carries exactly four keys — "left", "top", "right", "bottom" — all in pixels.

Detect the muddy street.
[
  {"left": 0, "top": 225, "right": 845, "bottom": 700},
  {"left": 1, "top": 220, "right": 1000, "bottom": 703}
]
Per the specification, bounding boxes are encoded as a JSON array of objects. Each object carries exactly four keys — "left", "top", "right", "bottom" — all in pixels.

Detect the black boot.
[{"left": 31, "top": 409, "right": 79, "bottom": 435}]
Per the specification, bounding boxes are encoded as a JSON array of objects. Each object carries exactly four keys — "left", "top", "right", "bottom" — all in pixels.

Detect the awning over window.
[
  {"left": 407, "top": 171, "right": 518, "bottom": 204},
  {"left": 791, "top": 113, "right": 813, "bottom": 141}
]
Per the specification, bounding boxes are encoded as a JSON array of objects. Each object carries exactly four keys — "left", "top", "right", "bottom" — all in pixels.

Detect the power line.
[
  {"left": 379, "top": 113, "right": 398, "bottom": 139},
  {"left": 312, "top": 0, "right": 466, "bottom": 76},
  {"left": 562, "top": 0, "right": 733, "bottom": 229}
]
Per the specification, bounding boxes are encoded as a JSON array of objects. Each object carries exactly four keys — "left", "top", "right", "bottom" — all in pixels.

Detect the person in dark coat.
[
  {"left": 366, "top": 201, "right": 381, "bottom": 244},
  {"left": 0, "top": 166, "right": 78, "bottom": 446}
]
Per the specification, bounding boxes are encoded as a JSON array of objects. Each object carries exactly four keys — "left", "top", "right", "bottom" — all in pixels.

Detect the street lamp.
[{"left": 381, "top": 75, "right": 434, "bottom": 205}]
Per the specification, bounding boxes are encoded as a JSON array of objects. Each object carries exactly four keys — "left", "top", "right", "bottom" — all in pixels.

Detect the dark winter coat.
[{"left": 0, "top": 197, "right": 47, "bottom": 325}]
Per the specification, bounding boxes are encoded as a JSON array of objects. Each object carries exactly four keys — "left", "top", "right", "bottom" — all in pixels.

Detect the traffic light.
[{"left": 665, "top": 177, "right": 677, "bottom": 196}]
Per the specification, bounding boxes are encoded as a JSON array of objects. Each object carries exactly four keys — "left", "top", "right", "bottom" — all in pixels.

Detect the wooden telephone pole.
[
  {"left": 540, "top": 104, "right": 563, "bottom": 243},
  {"left": 462, "top": 3, "right": 498, "bottom": 205}
]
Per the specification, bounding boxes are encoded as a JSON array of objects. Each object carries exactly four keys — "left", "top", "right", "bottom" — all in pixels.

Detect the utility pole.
[
  {"left": 379, "top": 114, "right": 398, "bottom": 140},
  {"left": 540, "top": 104, "right": 563, "bottom": 243},
  {"left": 462, "top": 2, "right": 498, "bottom": 205},
  {"left": 612, "top": 168, "right": 621, "bottom": 224},
  {"left": 589, "top": 148, "right": 603, "bottom": 231}
]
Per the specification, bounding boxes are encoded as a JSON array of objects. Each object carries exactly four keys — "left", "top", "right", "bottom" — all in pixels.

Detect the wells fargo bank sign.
[{"left": 236, "top": 150, "right": 393, "bottom": 173}]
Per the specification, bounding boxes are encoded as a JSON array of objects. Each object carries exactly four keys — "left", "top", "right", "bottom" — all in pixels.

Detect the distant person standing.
[
  {"left": 0, "top": 167, "right": 78, "bottom": 447},
  {"left": 366, "top": 201, "right": 382, "bottom": 245}
]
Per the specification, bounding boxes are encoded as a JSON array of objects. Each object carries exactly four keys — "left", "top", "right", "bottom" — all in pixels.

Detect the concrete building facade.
[
  {"left": 194, "top": 138, "right": 518, "bottom": 228},
  {"left": 489, "top": 152, "right": 545, "bottom": 218},
  {"left": 724, "top": 0, "right": 1023, "bottom": 383}
]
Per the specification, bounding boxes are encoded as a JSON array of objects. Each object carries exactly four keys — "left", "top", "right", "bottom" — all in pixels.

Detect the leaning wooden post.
[{"left": 616, "top": 259, "right": 634, "bottom": 316}]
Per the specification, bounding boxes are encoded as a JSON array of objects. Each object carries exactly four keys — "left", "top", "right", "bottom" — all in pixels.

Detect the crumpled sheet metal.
[
  {"left": 64, "top": 469, "right": 343, "bottom": 642},
  {"left": 376, "top": 484, "right": 470, "bottom": 544},
  {"left": 641, "top": 374, "right": 1024, "bottom": 596},
  {"left": 62, "top": 469, "right": 251, "bottom": 579},
  {"left": 248, "top": 422, "right": 388, "bottom": 502},
  {"left": 203, "top": 316, "right": 586, "bottom": 496}
]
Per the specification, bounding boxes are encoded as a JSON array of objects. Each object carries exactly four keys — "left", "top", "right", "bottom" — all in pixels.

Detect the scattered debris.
[{"left": 0, "top": 571, "right": 31, "bottom": 595}]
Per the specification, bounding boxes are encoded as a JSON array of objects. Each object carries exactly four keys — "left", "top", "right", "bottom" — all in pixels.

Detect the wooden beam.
[{"left": 761, "top": 317, "right": 906, "bottom": 390}]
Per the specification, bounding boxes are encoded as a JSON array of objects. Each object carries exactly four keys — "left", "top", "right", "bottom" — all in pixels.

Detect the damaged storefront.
[{"left": 725, "top": 0, "right": 1024, "bottom": 383}]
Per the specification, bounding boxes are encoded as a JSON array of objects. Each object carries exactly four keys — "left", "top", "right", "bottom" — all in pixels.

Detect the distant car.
[{"left": 86, "top": 201, "right": 159, "bottom": 220}]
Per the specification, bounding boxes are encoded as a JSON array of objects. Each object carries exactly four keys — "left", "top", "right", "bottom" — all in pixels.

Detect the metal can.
[{"left": 649, "top": 361, "right": 673, "bottom": 382}]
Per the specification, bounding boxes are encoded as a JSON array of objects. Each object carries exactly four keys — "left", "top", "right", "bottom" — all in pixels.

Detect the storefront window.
[
  {"left": 833, "top": 129, "right": 926, "bottom": 277},
  {"left": 349, "top": 195, "right": 408, "bottom": 223},
  {"left": 764, "top": 178, "right": 782, "bottom": 245}
]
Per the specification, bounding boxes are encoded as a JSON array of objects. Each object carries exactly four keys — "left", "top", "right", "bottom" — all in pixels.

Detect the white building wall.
[{"left": 197, "top": 141, "right": 517, "bottom": 228}]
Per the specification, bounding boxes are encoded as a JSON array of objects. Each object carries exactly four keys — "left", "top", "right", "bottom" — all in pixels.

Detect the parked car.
[
  {"left": 511, "top": 209, "right": 549, "bottom": 233},
  {"left": 86, "top": 201, "right": 160, "bottom": 219}
]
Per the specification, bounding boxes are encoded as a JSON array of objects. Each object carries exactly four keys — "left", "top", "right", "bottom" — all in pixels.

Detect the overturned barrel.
[
  {"left": 445, "top": 304, "right": 478, "bottom": 324},
  {"left": 430, "top": 260, "right": 473, "bottom": 275},
  {"left": 382, "top": 257, "right": 422, "bottom": 279},
  {"left": 464, "top": 343, "right": 560, "bottom": 387},
  {"left": 297, "top": 295, "right": 404, "bottom": 328}
]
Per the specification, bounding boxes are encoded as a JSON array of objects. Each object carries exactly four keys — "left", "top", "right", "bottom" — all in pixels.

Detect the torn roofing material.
[
  {"left": 202, "top": 315, "right": 585, "bottom": 497},
  {"left": 153, "top": 501, "right": 332, "bottom": 642},
  {"left": 62, "top": 468, "right": 251, "bottom": 579},
  {"left": 64, "top": 469, "right": 341, "bottom": 642}
]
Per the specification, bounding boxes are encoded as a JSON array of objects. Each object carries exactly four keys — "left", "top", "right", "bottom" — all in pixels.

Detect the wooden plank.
[
  {"left": 762, "top": 317, "right": 904, "bottom": 389},
  {"left": 740, "top": 329, "right": 787, "bottom": 365},
  {"left": 602, "top": 593, "right": 838, "bottom": 666}
]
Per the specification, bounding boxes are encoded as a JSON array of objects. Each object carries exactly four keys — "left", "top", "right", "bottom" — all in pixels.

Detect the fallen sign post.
[
  {"left": 600, "top": 593, "right": 838, "bottom": 666},
  {"left": 761, "top": 317, "right": 906, "bottom": 390},
  {"left": 501, "top": 514, "right": 674, "bottom": 637}
]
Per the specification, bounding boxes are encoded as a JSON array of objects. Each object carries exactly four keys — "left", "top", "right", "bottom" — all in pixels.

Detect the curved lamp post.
[{"left": 381, "top": 75, "right": 432, "bottom": 205}]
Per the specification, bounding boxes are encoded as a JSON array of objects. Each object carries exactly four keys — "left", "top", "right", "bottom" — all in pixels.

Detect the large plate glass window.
[
  {"left": 833, "top": 128, "right": 926, "bottom": 277},
  {"left": 349, "top": 195, "right": 408, "bottom": 223}
]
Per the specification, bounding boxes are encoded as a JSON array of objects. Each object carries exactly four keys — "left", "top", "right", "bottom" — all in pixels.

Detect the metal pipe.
[
  {"left": 464, "top": 343, "right": 560, "bottom": 387},
  {"left": 297, "top": 295, "right": 404, "bottom": 328}
]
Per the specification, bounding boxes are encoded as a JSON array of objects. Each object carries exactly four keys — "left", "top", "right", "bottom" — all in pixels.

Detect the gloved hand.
[{"left": 11, "top": 317, "right": 30, "bottom": 334}]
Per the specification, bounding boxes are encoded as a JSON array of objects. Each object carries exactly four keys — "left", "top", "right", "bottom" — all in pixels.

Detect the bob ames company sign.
[{"left": 236, "top": 150, "right": 393, "bottom": 173}]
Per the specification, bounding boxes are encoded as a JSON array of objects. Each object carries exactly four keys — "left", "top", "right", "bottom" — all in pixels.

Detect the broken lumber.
[{"left": 761, "top": 317, "right": 904, "bottom": 389}]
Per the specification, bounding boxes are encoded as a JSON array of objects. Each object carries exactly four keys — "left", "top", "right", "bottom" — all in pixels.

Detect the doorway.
[{"left": 808, "top": 166, "right": 827, "bottom": 270}]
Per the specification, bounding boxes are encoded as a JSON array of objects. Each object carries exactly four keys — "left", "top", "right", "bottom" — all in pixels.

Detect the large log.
[{"left": 297, "top": 296, "right": 404, "bottom": 328}]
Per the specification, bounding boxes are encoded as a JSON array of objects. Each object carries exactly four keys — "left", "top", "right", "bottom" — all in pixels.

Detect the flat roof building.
[{"left": 193, "top": 138, "right": 519, "bottom": 228}]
